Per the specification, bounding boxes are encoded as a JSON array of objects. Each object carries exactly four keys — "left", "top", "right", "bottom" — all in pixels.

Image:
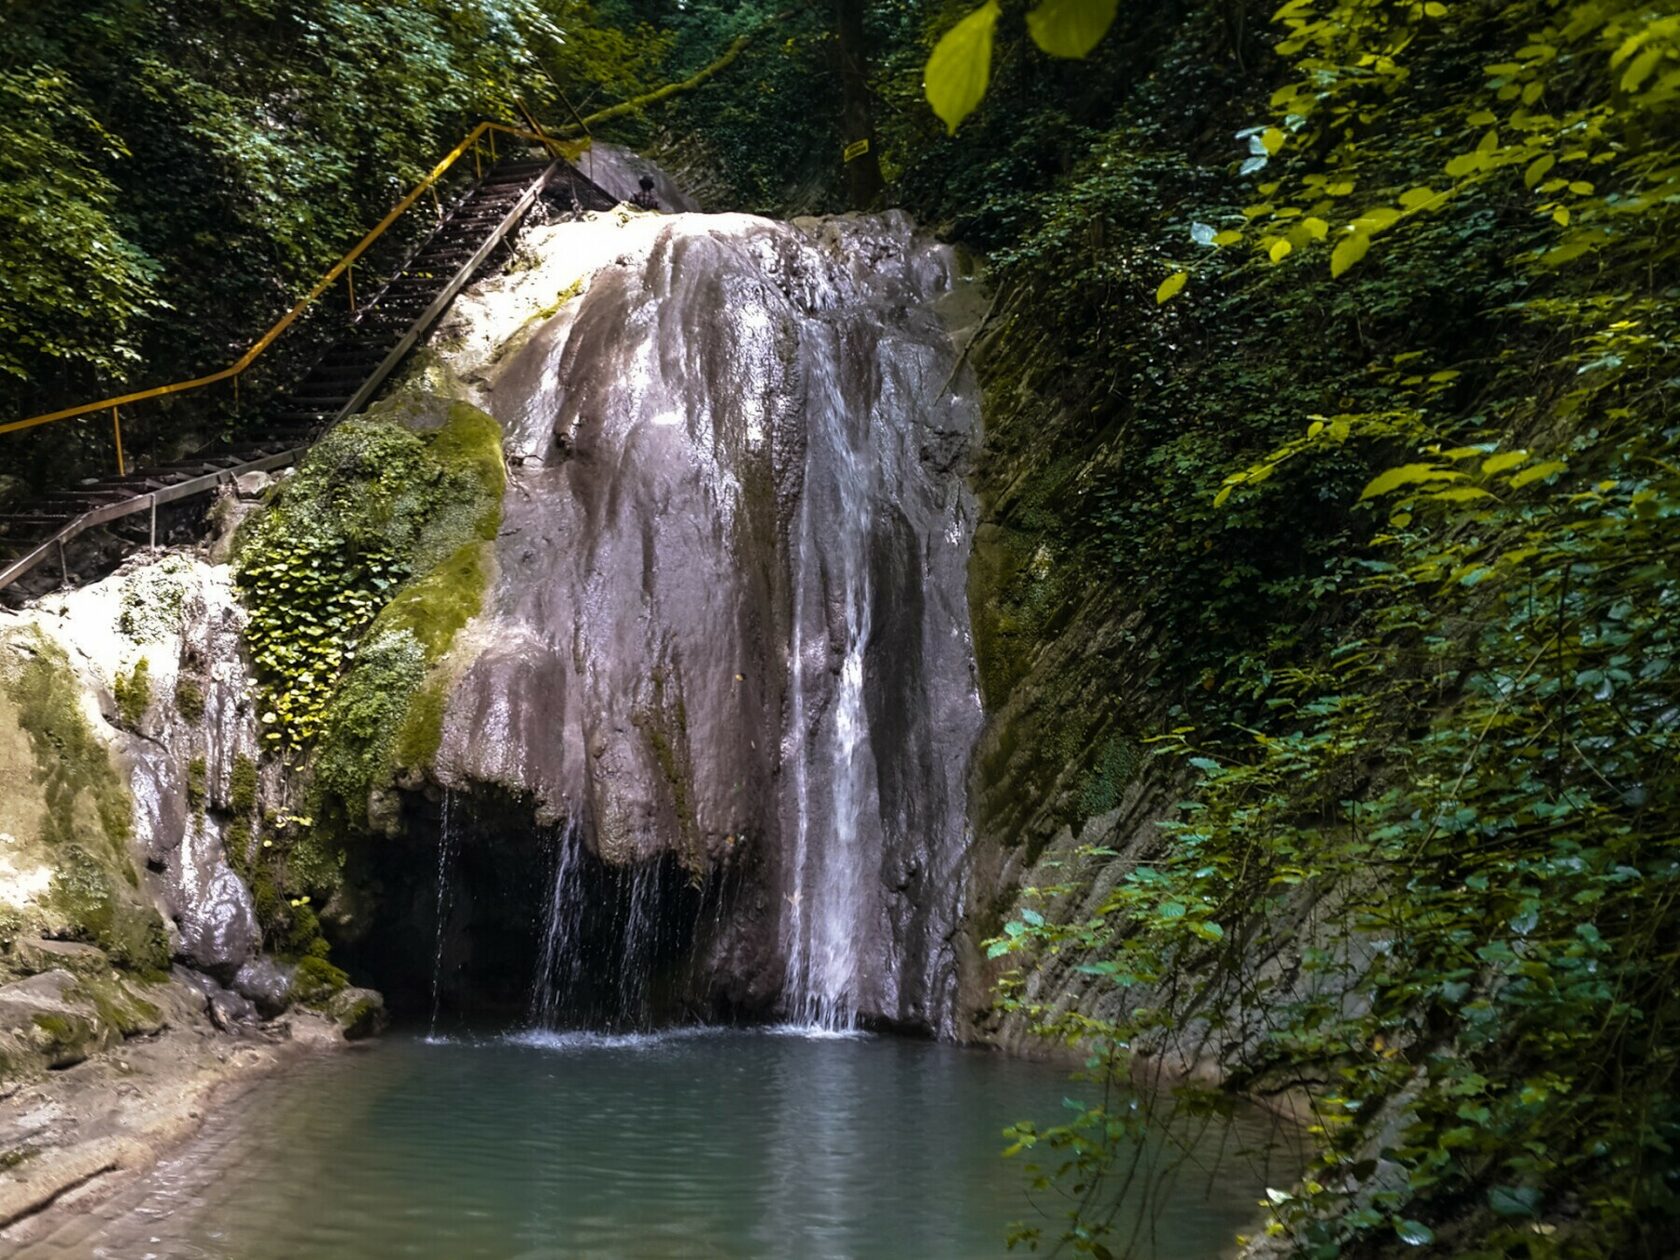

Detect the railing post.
[
  {"left": 149, "top": 494, "right": 158, "bottom": 549},
  {"left": 347, "top": 264, "right": 357, "bottom": 313},
  {"left": 488, "top": 129, "right": 497, "bottom": 163},
  {"left": 473, "top": 139, "right": 482, "bottom": 181},
  {"left": 112, "top": 406, "right": 126, "bottom": 477}
]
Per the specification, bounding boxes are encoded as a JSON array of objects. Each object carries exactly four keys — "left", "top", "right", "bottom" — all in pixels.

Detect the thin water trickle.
[
  {"left": 528, "top": 817, "right": 586, "bottom": 1030},
  {"left": 426, "top": 790, "right": 459, "bottom": 1040}
]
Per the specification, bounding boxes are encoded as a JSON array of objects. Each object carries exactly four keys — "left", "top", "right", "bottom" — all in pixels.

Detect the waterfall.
[
  {"left": 528, "top": 818, "right": 586, "bottom": 1030},
  {"left": 426, "top": 789, "right": 459, "bottom": 1039},
  {"left": 526, "top": 820, "right": 687, "bottom": 1031},
  {"left": 779, "top": 327, "right": 879, "bottom": 1031},
  {"left": 436, "top": 210, "right": 984, "bottom": 1033}
]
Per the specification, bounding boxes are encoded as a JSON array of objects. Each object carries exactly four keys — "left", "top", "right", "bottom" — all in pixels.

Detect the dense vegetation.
[
  {"left": 886, "top": 2, "right": 1679, "bottom": 1257},
  {"left": 4, "top": 0, "right": 1676, "bottom": 1255}
]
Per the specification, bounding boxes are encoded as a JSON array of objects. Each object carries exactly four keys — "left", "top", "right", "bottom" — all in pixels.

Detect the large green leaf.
[
  {"left": 924, "top": 1, "right": 1001, "bottom": 134},
  {"left": 1026, "top": 0, "right": 1120, "bottom": 59}
]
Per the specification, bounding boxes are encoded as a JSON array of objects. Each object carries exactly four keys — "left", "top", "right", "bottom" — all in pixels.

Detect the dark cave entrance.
[{"left": 334, "top": 787, "right": 741, "bottom": 1032}]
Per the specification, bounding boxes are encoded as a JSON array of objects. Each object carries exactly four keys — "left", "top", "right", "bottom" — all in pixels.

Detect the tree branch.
[{"left": 556, "top": 12, "right": 793, "bottom": 135}]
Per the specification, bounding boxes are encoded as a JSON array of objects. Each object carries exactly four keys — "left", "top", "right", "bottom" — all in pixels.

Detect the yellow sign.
[{"left": 842, "top": 138, "right": 870, "bottom": 163}]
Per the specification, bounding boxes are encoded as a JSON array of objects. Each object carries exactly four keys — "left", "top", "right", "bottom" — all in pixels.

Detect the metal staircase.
[{"left": 0, "top": 138, "right": 616, "bottom": 596}]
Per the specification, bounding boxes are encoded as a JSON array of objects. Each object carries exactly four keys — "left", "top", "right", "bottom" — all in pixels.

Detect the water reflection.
[{"left": 18, "top": 1031, "right": 1298, "bottom": 1260}]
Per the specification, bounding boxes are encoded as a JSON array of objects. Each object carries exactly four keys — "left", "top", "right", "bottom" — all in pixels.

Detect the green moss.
[
  {"left": 223, "top": 816, "right": 253, "bottom": 869},
  {"left": 281, "top": 902, "right": 322, "bottom": 959},
  {"left": 427, "top": 402, "right": 506, "bottom": 542},
  {"left": 250, "top": 873, "right": 284, "bottom": 931},
  {"left": 117, "top": 561, "right": 188, "bottom": 642},
  {"left": 229, "top": 754, "right": 258, "bottom": 814},
  {"left": 31, "top": 1013, "right": 73, "bottom": 1039},
  {"left": 238, "top": 391, "right": 500, "bottom": 777},
  {"left": 4, "top": 633, "right": 168, "bottom": 973},
  {"left": 113, "top": 657, "right": 150, "bottom": 729},
  {"left": 185, "top": 755, "right": 207, "bottom": 810},
  {"left": 391, "top": 676, "right": 449, "bottom": 773},
  {"left": 73, "top": 974, "right": 162, "bottom": 1036},
  {"left": 313, "top": 630, "right": 427, "bottom": 819},
  {"left": 48, "top": 844, "right": 168, "bottom": 972},
  {"left": 228, "top": 389, "right": 502, "bottom": 948},
  {"left": 9, "top": 632, "right": 133, "bottom": 857},
  {"left": 1075, "top": 734, "right": 1141, "bottom": 819},
  {"left": 333, "top": 995, "right": 382, "bottom": 1038},
  {"left": 533, "top": 275, "right": 586, "bottom": 322},
  {"left": 374, "top": 540, "right": 491, "bottom": 661},
  {"left": 174, "top": 675, "right": 205, "bottom": 722},
  {"left": 289, "top": 954, "right": 349, "bottom": 1006}
]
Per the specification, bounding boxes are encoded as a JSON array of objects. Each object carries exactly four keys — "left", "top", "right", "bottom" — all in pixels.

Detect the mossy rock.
[
  {"left": 12, "top": 938, "right": 109, "bottom": 978},
  {"left": 72, "top": 973, "right": 164, "bottom": 1037},
  {"left": 1, "top": 635, "right": 169, "bottom": 973},
  {"left": 0, "top": 972, "right": 109, "bottom": 1071},
  {"left": 29, "top": 1011, "right": 100, "bottom": 1067},
  {"left": 326, "top": 986, "right": 387, "bottom": 1040},
  {"left": 174, "top": 675, "right": 206, "bottom": 723},
  {"left": 288, "top": 955, "right": 349, "bottom": 1006}
]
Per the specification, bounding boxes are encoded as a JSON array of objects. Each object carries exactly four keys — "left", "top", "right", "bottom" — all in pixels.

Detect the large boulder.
[{"left": 232, "top": 958, "right": 295, "bottom": 1018}]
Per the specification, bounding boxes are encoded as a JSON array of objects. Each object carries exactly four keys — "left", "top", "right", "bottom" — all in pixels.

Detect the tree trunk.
[{"left": 834, "top": 0, "right": 884, "bottom": 208}]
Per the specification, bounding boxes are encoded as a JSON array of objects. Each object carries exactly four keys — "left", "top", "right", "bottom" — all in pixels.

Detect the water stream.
[
  {"left": 528, "top": 818, "right": 587, "bottom": 1031},
  {"left": 20, "top": 1032, "right": 1301, "bottom": 1259},
  {"left": 426, "top": 790, "right": 460, "bottom": 1040}
]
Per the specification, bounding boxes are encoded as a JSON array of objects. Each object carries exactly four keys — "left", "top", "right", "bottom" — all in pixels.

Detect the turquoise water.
[{"left": 50, "top": 1029, "right": 1296, "bottom": 1259}]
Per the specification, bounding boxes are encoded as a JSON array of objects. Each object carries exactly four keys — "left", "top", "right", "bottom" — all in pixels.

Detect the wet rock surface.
[{"left": 429, "top": 208, "right": 986, "bottom": 1031}]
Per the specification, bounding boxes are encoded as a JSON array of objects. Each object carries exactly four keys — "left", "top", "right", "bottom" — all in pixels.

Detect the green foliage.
[
  {"left": 1189, "top": 0, "right": 1680, "bottom": 284},
  {"left": 236, "top": 398, "right": 500, "bottom": 754},
  {"left": 0, "top": 0, "right": 689, "bottom": 485},
  {"left": 925, "top": 0, "right": 1119, "bottom": 133},
  {"left": 113, "top": 657, "right": 151, "bottom": 730},
  {"left": 889, "top": 0, "right": 1680, "bottom": 1251},
  {"left": 926, "top": 2, "right": 1002, "bottom": 134},
  {"left": 231, "top": 394, "right": 499, "bottom": 932},
  {"left": 0, "top": 66, "right": 161, "bottom": 385}
]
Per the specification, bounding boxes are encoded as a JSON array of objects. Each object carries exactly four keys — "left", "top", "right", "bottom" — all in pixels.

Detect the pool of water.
[{"left": 31, "top": 1029, "right": 1297, "bottom": 1259}]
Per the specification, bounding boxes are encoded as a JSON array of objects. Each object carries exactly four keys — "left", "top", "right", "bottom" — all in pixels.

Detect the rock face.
[
  {"left": 1, "top": 556, "right": 264, "bottom": 979},
  {"left": 430, "top": 208, "right": 986, "bottom": 1031}
]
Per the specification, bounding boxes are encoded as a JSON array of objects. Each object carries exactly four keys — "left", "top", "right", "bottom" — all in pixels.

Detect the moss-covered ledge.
[{"left": 231, "top": 385, "right": 504, "bottom": 944}]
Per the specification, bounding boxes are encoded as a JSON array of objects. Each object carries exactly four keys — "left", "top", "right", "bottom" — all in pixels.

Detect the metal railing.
[{"left": 0, "top": 120, "right": 574, "bottom": 472}]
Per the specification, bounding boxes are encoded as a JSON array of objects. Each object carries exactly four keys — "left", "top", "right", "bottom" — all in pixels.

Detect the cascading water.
[
  {"left": 779, "top": 328, "right": 879, "bottom": 1031},
  {"left": 434, "top": 207, "right": 986, "bottom": 1034},
  {"left": 524, "top": 817, "right": 702, "bottom": 1031},
  {"left": 527, "top": 818, "right": 585, "bottom": 1030}
]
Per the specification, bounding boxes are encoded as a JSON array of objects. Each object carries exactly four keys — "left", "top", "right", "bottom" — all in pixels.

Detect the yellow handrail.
[{"left": 0, "top": 121, "right": 559, "bottom": 442}]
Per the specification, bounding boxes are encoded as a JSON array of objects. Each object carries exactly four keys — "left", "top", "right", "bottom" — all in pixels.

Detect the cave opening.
[{"left": 335, "top": 787, "right": 739, "bottom": 1033}]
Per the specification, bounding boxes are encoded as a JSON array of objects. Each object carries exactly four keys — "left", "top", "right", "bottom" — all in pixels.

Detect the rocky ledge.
[{"left": 0, "top": 952, "right": 378, "bottom": 1245}]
